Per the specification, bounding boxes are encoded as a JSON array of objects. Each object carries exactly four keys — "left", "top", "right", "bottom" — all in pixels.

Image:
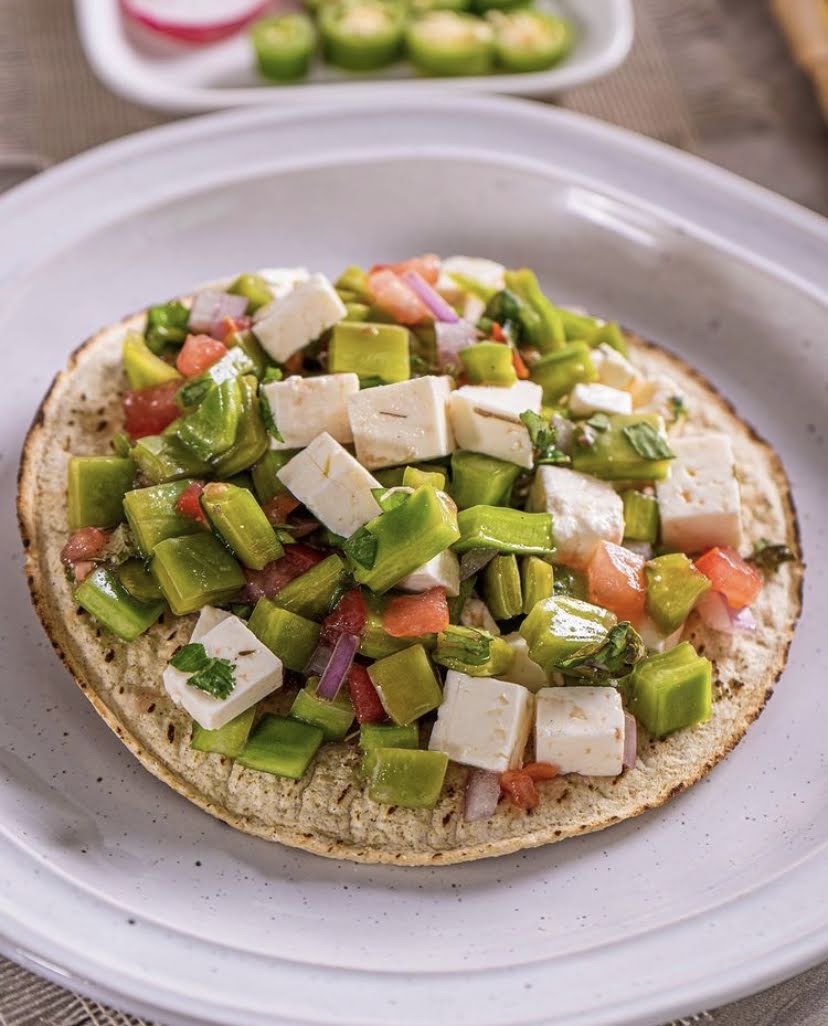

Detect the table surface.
[{"left": 0, "top": 0, "right": 826, "bottom": 1024}]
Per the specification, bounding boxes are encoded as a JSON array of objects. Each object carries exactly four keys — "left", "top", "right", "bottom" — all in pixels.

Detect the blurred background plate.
[
  {"left": 0, "top": 95, "right": 826, "bottom": 1026},
  {"left": 74, "top": 0, "right": 633, "bottom": 113}
]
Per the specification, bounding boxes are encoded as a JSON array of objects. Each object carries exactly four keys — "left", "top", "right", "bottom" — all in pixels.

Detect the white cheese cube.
[
  {"left": 655, "top": 433, "right": 742, "bottom": 552},
  {"left": 398, "top": 549, "right": 460, "bottom": 597},
  {"left": 428, "top": 670, "right": 533, "bottom": 773},
  {"left": 277, "top": 432, "right": 381, "bottom": 539},
  {"left": 569, "top": 382, "right": 633, "bottom": 418},
  {"left": 633, "top": 374, "right": 686, "bottom": 424},
  {"left": 535, "top": 686, "right": 625, "bottom": 776},
  {"left": 262, "top": 373, "right": 359, "bottom": 450},
  {"left": 528, "top": 465, "right": 624, "bottom": 569},
  {"left": 252, "top": 273, "right": 345, "bottom": 364},
  {"left": 163, "top": 615, "right": 283, "bottom": 731},
  {"left": 500, "top": 633, "right": 549, "bottom": 692},
  {"left": 437, "top": 256, "right": 505, "bottom": 303},
  {"left": 447, "top": 381, "right": 543, "bottom": 469},
  {"left": 460, "top": 597, "right": 501, "bottom": 635},
  {"left": 190, "top": 606, "right": 231, "bottom": 642},
  {"left": 347, "top": 375, "right": 456, "bottom": 469},
  {"left": 255, "top": 266, "right": 309, "bottom": 302},
  {"left": 591, "top": 344, "right": 642, "bottom": 392}
]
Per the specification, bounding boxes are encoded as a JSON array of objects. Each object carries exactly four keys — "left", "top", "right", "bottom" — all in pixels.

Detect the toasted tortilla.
[{"left": 17, "top": 307, "right": 802, "bottom": 865}]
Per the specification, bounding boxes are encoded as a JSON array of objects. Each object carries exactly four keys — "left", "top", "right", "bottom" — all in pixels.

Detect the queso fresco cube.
[
  {"left": 347, "top": 375, "right": 456, "bottom": 469},
  {"left": 447, "top": 381, "right": 543, "bottom": 469},
  {"left": 535, "top": 685, "right": 625, "bottom": 777},
  {"left": 262, "top": 373, "right": 359, "bottom": 450}
]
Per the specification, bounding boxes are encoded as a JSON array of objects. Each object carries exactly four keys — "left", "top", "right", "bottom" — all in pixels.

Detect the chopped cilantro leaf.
[
  {"left": 170, "top": 643, "right": 211, "bottom": 673},
  {"left": 748, "top": 538, "right": 795, "bottom": 574},
  {"left": 622, "top": 422, "right": 675, "bottom": 460},
  {"left": 343, "top": 526, "right": 378, "bottom": 570},
  {"left": 520, "top": 409, "right": 571, "bottom": 465},
  {"left": 557, "top": 622, "right": 646, "bottom": 682}
]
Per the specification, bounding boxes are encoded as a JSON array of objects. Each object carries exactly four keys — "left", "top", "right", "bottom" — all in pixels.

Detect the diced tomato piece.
[
  {"left": 175, "top": 334, "right": 227, "bottom": 378},
  {"left": 367, "top": 268, "right": 431, "bottom": 325},
  {"left": 123, "top": 379, "right": 182, "bottom": 440},
  {"left": 261, "top": 493, "right": 300, "bottom": 526},
  {"left": 500, "top": 769, "right": 539, "bottom": 811},
  {"left": 347, "top": 663, "right": 386, "bottom": 724},
  {"left": 240, "top": 544, "right": 327, "bottom": 603},
  {"left": 511, "top": 348, "right": 530, "bottom": 379},
  {"left": 284, "top": 352, "right": 304, "bottom": 375},
  {"left": 216, "top": 315, "right": 253, "bottom": 342},
  {"left": 522, "top": 762, "right": 559, "bottom": 782},
  {"left": 373, "top": 254, "right": 440, "bottom": 286},
  {"left": 175, "top": 481, "right": 207, "bottom": 524},
  {"left": 60, "top": 527, "right": 109, "bottom": 566},
  {"left": 383, "top": 587, "right": 449, "bottom": 638},
  {"left": 587, "top": 541, "right": 646, "bottom": 623},
  {"left": 695, "top": 546, "right": 763, "bottom": 610},
  {"left": 320, "top": 588, "right": 367, "bottom": 646}
]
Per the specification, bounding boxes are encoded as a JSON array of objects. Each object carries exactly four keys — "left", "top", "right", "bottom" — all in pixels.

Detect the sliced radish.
[{"left": 120, "top": 0, "right": 270, "bottom": 44}]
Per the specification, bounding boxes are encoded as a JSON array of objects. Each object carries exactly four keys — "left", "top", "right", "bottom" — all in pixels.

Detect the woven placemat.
[{"left": 0, "top": 1, "right": 826, "bottom": 1023}]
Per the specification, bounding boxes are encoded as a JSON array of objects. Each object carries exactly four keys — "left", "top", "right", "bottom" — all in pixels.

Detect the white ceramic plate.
[
  {"left": 74, "top": 0, "right": 633, "bottom": 113},
  {"left": 1, "top": 95, "right": 826, "bottom": 1026}
]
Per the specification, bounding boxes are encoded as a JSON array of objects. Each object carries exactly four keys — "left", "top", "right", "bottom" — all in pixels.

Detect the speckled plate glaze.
[{"left": 1, "top": 95, "right": 826, "bottom": 1026}]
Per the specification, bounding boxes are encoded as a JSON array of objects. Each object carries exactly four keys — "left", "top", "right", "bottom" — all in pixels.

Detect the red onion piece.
[
  {"left": 316, "top": 633, "right": 359, "bottom": 700},
  {"left": 464, "top": 768, "right": 501, "bottom": 822},
  {"left": 304, "top": 643, "right": 333, "bottom": 677},
  {"left": 401, "top": 270, "right": 459, "bottom": 323},
  {"left": 696, "top": 590, "right": 756, "bottom": 634},
  {"left": 623, "top": 713, "right": 638, "bottom": 769},
  {"left": 120, "top": 0, "right": 268, "bottom": 43},
  {"left": 188, "top": 290, "right": 248, "bottom": 334},
  {"left": 459, "top": 548, "right": 497, "bottom": 581},
  {"left": 435, "top": 320, "right": 478, "bottom": 370}
]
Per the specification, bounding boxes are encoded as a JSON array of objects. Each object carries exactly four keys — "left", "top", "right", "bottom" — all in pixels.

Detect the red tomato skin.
[
  {"left": 347, "top": 664, "right": 386, "bottom": 724},
  {"left": 383, "top": 587, "right": 450, "bottom": 638},
  {"left": 216, "top": 315, "right": 253, "bottom": 342},
  {"left": 240, "top": 544, "right": 327, "bottom": 603},
  {"left": 373, "top": 254, "right": 441, "bottom": 285},
  {"left": 122, "top": 379, "right": 182, "bottom": 440},
  {"left": 175, "top": 334, "right": 227, "bottom": 378},
  {"left": 61, "top": 527, "right": 109, "bottom": 565},
  {"left": 175, "top": 481, "right": 207, "bottom": 524},
  {"left": 320, "top": 588, "right": 367, "bottom": 646},
  {"left": 522, "top": 762, "right": 559, "bottom": 782},
  {"left": 261, "top": 493, "right": 300, "bottom": 526},
  {"left": 695, "top": 546, "right": 763, "bottom": 610},
  {"left": 367, "top": 268, "right": 430, "bottom": 325},
  {"left": 500, "top": 770, "right": 539, "bottom": 810},
  {"left": 586, "top": 541, "right": 646, "bottom": 623}
]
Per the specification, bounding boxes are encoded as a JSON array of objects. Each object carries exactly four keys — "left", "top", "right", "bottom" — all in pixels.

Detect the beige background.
[{"left": 0, "top": 0, "right": 826, "bottom": 1024}]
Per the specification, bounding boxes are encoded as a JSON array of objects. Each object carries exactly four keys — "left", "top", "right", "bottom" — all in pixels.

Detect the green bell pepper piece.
[
  {"left": 145, "top": 300, "right": 189, "bottom": 355},
  {"left": 123, "top": 332, "right": 182, "bottom": 389},
  {"left": 406, "top": 11, "right": 494, "bottom": 75},
  {"left": 645, "top": 553, "right": 711, "bottom": 633},
  {"left": 329, "top": 322, "right": 410, "bottom": 384},
  {"left": 623, "top": 489, "right": 660, "bottom": 543},
  {"left": 433, "top": 624, "right": 514, "bottom": 676},
  {"left": 363, "top": 748, "right": 448, "bottom": 808},
  {"left": 519, "top": 596, "right": 616, "bottom": 672},
  {"left": 151, "top": 533, "right": 245, "bottom": 616},
  {"left": 521, "top": 555, "right": 554, "bottom": 614},
  {"left": 587, "top": 321, "right": 629, "bottom": 357},
  {"left": 67, "top": 456, "right": 135, "bottom": 530},
  {"left": 225, "top": 328, "right": 270, "bottom": 380},
  {"left": 348, "top": 486, "right": 460, "bottom": 594},
  {"left": 212, "top": 375, "right": 269, "bottom": 478},
  {"left": 335, "top": 266, "right": 372, "bottom": 303},
  {"left": 251, "top": 450, "right": 298, "bottom": 503},
  {"left": 290, "top": 677, "right": 355, "bottom": 741},
  {"left": 368, "top": 644, "right": 442, "bottom": 725},
  {"left": 459, "top": 342, "right": 517, "bottom": 386},
  {"left": 132, "top": 433, "right": 211, "bottom": 484},
  {"left": 402, "top": 464, "right": 446, "bottom": 491},
  {"left": 252, "top": 13, "right": 316, "bottom": 81},
  {"left": 248, "top": 599, "right": 320, "bottom": 671},
  {"left": 117, "top": 558, "right": 164, "bottom": 603},
  {"left": 490, "top": 11, "right": 572, "bottom": 73},
  {"left": 74, "top": 567, "right": 165, "bottom": 641},
  {"left": 454, "top": 505, "right": 553, "bottom": 555},
  {"left": 572, "top": 413, "right": 673, "bottom": 481},
  {"left": 450, "top": 450, "right": 520, "bottom": 509},
  {"left": 273, "top": 554, "right": 349, "bottom": 620},
  {"left": 124, "top": 479, "right": 206, "bottom": 555},
  {"left": 483, "top": 554, "right": 522, "bottom": 619},
  {"left": 360, "top": 722, "right": 419, "bottom": 752},
  {"left": 531, "top": 341, "right": 597, "bottom": 401},
  {"left": 503, "top": 268, "right": 566, "bottom": 351},
  {"left": 320, "top": 0, "right": 405, "bottom": 70},
  {"left": 626, "top": 642, "right": 712, "bottom": 738},
  {"left": 174, "top": 377, "right": 242, "bottom": 462},
  {"left": 191, "top": 706, "right": 257, "bottom": 758},
  {"left": 237, "top": 714, "right": 323, "bottom": 779},
  {"left": 227, "top": 273, "right": 274, "bottom": 314},
  {"left": 200, "top": 482, "right": 283, "bottom": 570}
]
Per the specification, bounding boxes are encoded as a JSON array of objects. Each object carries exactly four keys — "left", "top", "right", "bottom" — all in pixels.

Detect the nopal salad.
[{"left": 60, "top": 254, "right": 793, "bottom": 818}]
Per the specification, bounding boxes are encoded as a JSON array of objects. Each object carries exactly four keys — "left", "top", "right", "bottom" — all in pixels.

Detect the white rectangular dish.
[{"left": 74, "top": 0, "right": 633, "bottom": 113}]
